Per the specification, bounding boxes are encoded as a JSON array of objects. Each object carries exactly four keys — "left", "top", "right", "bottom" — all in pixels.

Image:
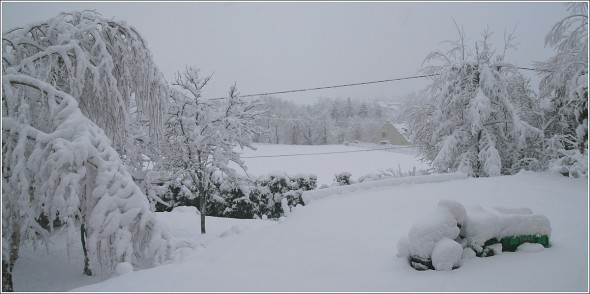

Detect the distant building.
[{"left": 372, "top": 121, "right": 409, "bottom": 145}]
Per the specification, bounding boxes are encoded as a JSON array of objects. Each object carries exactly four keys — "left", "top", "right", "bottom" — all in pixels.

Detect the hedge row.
[{"left": 155, "top": 173, "right": 317, "bottom": 219}]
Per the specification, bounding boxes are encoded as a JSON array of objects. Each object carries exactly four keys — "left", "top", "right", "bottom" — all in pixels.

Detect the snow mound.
[
  {"left": 114, "top": 262, "right": 133, "bottom": 276},
  {"left": 398, "top": 199, "right": 552, "bottom": 271},
  {"left": 172, "top": 206, "right": 200, "bottom": 215},
  {"left": 517, "top": 243, "right": 545, "bottom": 253},
  {"left": 302, "top": 172, "right": 468, "bottom": 204},
  {"left": 463, "top": 205, "right": 551, "bottom": 248},
  {"left": 431, "top": 238, "right": 463, "bottom": 271},
  {"left": 461, "top": 247, "right": 476, "bottom": 260},
  {"left": 219, "top": 225, "right": 243, "bottom": 238},
  {"left": 396, "top": 236, "right": 410, "bottom": 258},
  {"left": 408, "top": 205, "right": 460, "bottom": 259},
  {"left": 438, "top": 199, "right": 467, "bottom": 226},
  {"left": 494, "top": 206, "right": 533, "bottom": 215}
]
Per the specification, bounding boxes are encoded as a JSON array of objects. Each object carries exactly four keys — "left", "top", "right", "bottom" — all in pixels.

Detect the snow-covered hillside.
[{"left": 12, "top": 167, "right": 587, "bottom": 291}]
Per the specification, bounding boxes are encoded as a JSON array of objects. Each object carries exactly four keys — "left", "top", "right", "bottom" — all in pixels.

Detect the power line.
[
  {"left": 209, "top": 66, "right": 545, "bottom": 101},
  {"left": 515, "top": 66, "right": 538, "bottom": 71},
  {"left": 241, "top": 145, "right": 413, "bottom": 159},
  {"left": 261, "top": 116, "right": 386, "bottom": 124},
  {"left": 210, "top": 74, "right": 437, "bottom": 100}
]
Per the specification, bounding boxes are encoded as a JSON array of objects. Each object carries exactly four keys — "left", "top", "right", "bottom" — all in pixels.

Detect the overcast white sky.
[{"left": 2, "top": 1, "right": 572, "bottom": 104}]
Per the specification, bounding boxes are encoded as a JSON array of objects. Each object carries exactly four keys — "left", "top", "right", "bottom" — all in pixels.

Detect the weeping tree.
[
  {"left": 156, "top": 67, "right": 264, "bottom": 234},
  {"left": 407, "top": 24, "right": 538, "bottom": 177},
  {"left": 2, "top": 11, "right": 172, "bottom": 291},
  {"left": 535, "top": 3, "right": 588, "bottom": 177},
  {"left": 2, "top": 10, "right": 169, "bottom": 187}
]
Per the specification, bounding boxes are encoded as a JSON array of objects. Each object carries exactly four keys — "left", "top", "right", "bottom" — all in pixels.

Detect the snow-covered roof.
[{"left": 392, "top": 122, "right": 410, "bottom": 141}]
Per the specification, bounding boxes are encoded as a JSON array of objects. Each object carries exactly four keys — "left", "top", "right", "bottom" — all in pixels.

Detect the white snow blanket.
[
  {"left": 398, "top": 199, "right": 552, "bottom": 268},
  {"left": 302, "top": 172, "right": 468, "bottom": 204}
]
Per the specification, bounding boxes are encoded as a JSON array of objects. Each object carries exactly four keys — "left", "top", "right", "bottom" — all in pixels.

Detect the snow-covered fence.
[{"left": 301, "top": 172, "right": 468, "bottom": 204}]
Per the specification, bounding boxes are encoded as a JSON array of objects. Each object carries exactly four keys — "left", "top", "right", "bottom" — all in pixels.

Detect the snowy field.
[
  {"left": 11, "top": 145, "right": 589, "bottom": 292},
  {"left": 235, "top": 143, "right": 430, "bottom": 187}
]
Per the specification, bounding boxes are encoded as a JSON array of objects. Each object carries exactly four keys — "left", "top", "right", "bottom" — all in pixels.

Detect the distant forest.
[{"left": 253, "top": 95, "right": 405, "bottom": 145}]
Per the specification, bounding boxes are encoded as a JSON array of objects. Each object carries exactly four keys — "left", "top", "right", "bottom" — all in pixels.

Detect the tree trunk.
[
  {"left": 2, "top": 259, "right": 13, "bottom": 292},
  {"left": 200, "top": 193, "right": 206, "bottom": 234},
  {"left": 2, "top": 227, "right": 21, "bottom": 292},
  {"left": 80, "top": 224, "right": 92, "bottom": 276}
]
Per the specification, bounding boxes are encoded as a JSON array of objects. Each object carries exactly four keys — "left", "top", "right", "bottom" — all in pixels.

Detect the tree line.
[{"left": 252, "top": 96, "right": 395, "bottom": 145}]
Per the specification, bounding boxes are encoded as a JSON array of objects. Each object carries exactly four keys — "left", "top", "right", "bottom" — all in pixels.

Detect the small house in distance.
[{"left": 372, "top": 121, "right": 409, "bottom": 145}]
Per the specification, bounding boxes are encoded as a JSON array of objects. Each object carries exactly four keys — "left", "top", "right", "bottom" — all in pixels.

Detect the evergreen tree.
[{"left": 358, "top": 102, "right": 369, "bottom": 118}]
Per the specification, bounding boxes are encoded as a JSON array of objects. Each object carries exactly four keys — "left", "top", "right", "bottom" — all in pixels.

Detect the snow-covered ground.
[
  {"left": 235, "top": 143, "right": 430, "bottom": 187},
  {"left": 11, "top": 145, "right": 589, "bottom": 292}
]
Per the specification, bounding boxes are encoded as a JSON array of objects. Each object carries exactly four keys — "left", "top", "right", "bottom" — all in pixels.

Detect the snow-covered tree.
[
  {"left": 535, "top": 3, "right": 588, "bottom": 177},
  {"left": 2, "top": 75, "right": 173, "bottom": 291},
  {"left": 156, "top": 67, "right": 264, "bottom": 234},
  {"left": 1, "top": 11, "right": 170, "bottom": 205},
  {"left": 2, "top": 10, "right": 168, "bottom": 152},
  {"left": 408, "top": 26, "right": 535, "bottom": 177},
  {"left": 2, "top": 11, "right": 172, "bottom": 291}
]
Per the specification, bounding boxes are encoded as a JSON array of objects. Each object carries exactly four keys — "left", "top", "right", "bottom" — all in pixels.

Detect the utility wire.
[
  {"left": 241, "top": 145, "right": 413, "bottom": 159},
  {"left": 515, "top": 66, "right": 538, "bottom": 71},
  {"left": 209, "top": 66, "right": 544, "bottom": 101},
  {"left": 210, "top": 74, "right": 437, "bottom": 100}
]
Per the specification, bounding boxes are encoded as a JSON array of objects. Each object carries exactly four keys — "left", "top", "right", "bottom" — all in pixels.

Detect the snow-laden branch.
[{"left": 2, "top": 73, "right": 173, "bottom": 276}]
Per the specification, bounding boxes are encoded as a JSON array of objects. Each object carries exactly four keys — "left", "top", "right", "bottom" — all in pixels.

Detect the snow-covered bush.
[
  {"left": 358, "top": 166, "right": 433, "bottom": 183},
  {"left": 251, "top": 173, "right": 317, "bottom": 219},
  {"left": 155, "top": 173, "right": 317, "bottom": 220},
  {"left": 397, "top": 200, "right": 551, "bottom": 271},
  {"left": 334, "top": 172, "right": 354, "bottom": 186}
]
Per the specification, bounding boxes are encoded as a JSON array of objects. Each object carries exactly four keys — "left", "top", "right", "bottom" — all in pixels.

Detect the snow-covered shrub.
[
  {"left": 358, "top": 166, "right": 433, "bottom": 183},
  {"left": 154, "top": 179, "right": 199, "bottom": 213},
  {"left": 547, "top": 148, "right": 588, "bottom": 178},
  {"left": 160, "top": 173, "right": 318, "bottom": 220},
  {"left": 293, "top": 174, "right": 318, "bottom": 191},
  {"left": 334, "top": 172, "right": 353, "bottom": 186},
  {"left": 253, "top": 173, "right": 316, "bottom": 219}
]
